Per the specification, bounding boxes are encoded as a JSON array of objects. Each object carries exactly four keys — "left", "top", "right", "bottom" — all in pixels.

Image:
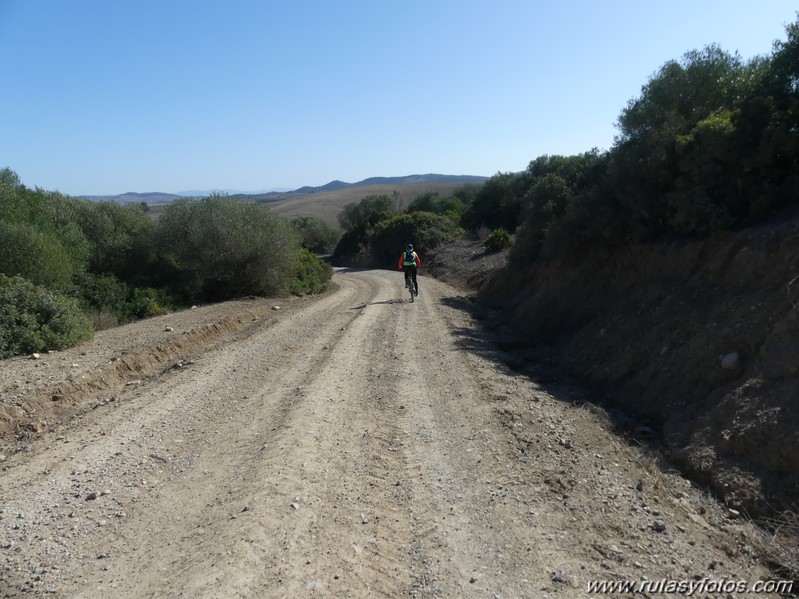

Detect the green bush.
[
  {"left": 72, "top": 272, "right": 130, "bottom": 316},
  {"left": 155, "top": 195, "right": 301, "bottom": 301},
  {"left": 124, "top": 287, "right": 175, "bottom": 319},
  {"left": 406, "top": 192, "right": 466, "bottom": 222},
  {"left": 70, "top": 272, "right": 177, "bottom": 325},
  {"left": 0, "top": 220, "right": 81, "bottom": 289},
  {"left": 74, "top": 200, "right": 156, "bottom": 279},
  {"left": 0, "top": 274, "right": 94, "bottom": 358},
  {"left": 369, "top": 212, "right": 465, "bottom": 265},
  {"left": 291, "top": 216, "right": 340, "bottom": 254},
  {"left": 337, "top": 194, "right": 396, "bottom": 231},
  {"left": 461, "top": 172, "right": 530, "bottom": 232},
  {"left": 290, "top": 249, "right": 333, "bottom": 295},
  {"left": 333, "top": 194, "right": 397, "bottom": 262},
  {"left": 0, "top": 173, "right": 91, "bottom": 286},
  {"left": 484, "top": 228, "right": 512, "bottom": 253},
  {"left": 332, "top": 228, "right": 367, "bottom": 262}
]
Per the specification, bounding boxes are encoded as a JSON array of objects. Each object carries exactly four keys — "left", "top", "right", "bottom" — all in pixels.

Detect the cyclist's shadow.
[{"left": 349, "top": 300, "right": 408, "bottom": 309}]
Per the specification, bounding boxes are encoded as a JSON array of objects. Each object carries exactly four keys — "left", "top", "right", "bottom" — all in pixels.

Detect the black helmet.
[{"left": 406, "top": 243, "right": 413, "bottom": 250}]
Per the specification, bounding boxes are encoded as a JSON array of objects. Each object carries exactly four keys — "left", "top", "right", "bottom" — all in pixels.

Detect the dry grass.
[
  {"left": 85, "top": 309, "right": 119, "bottom": 331},
  {"left": 633, "top": 447, "right": 674, "bottom": 496},
  {"left": 145, "top": 182, "right": 469, "bottom": 228},
  {"left": 266, "top": 182, "right": 469, "bottom": 229},
  {"left": 751, "top": 510, "right": 799, "bottom": 580}
]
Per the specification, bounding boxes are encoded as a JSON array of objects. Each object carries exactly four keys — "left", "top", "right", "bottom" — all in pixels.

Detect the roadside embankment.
[
  {"left": 0, "top": 295, "right": 317, "bottom": 451},
  {"left": 475, "top": 217, "right": 799, "bottom": 518}
]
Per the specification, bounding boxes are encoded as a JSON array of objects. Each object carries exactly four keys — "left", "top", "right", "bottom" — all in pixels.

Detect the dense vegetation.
[
  {"left": 332, "top": 18, "right": 798, "bottom": 266},
  {"left": 329, "top": 19, "right": 781, "bottom": 269},
  {"left": 464, "top": 19, "right": 799, "bottom": 269},
  {"left": 291, "top": 216, "right": 340, "bottom": 255},
  {"left": 0, "top": 172, "right": 331, "bottom": 358},
  {"left": 331, "top": 191, "right": 468, "bottom": 265}
]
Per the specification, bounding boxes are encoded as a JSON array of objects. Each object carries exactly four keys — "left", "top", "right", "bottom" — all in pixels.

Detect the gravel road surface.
[{"left": 0, "top": 269, "right": 785, "bottom": 597}]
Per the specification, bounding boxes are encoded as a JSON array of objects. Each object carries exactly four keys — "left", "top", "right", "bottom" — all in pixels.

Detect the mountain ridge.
[{"left": 79, "top": 174, "right": 487, "bottom": 204}]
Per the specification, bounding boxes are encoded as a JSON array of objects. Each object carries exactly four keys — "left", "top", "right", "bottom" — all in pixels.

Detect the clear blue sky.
[{"left": 1, "top": 1, "right": 796, "bottom": 196}]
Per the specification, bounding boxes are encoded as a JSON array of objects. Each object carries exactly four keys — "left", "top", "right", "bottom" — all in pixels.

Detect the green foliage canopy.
[
  {"left": 467, "top": 17, "right": 799, "bottom": 268},
  {"left": 74, "top": 200, "right": 155, "bottom": 280},
  {"left": 369, "top": 212, "right": 464, "bottom": 265},
  {"left": 291, "top": 216, "right": 340, "bottom": 254},
  {"left": 337, "top": 194, "right": 396, "bottom": 232},
  {"left": 406, "top": 191, "right": 466, "bottom": 222},
  {"left": 333, "top": 194, "right": 398, "bottom": 260},
  {"left": 155, "top": 195, "right": 301, "bottom": 301},
  {"left": 0, "top": 274, "right": 94, "bottom": 358},
  {"left": 0, "top": 170, "right": 91, "bottom": 289},
  {"left": 461, "top": 172, "right": 532, "bottom": 232},
  {"left": 289, "top": 249, "right": 333, "bottom": 295}
]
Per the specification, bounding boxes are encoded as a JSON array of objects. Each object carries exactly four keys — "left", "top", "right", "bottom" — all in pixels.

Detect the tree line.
[
  {"left": 331, "top": 188, "right": 475, "bottom": 266},
  {"left": 332, "top": 18, "right": 799, "bottom": 269},
  {"left": 462, "top": 17, "right": 799, "bottom": 269},
  {"left": 0, "top": 169, "right": 332, "bottom": 358}
]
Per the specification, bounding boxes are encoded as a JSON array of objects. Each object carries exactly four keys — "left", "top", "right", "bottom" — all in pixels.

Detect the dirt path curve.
[{"left": 0, "top": 269, "right": 787, "bottom": 597}]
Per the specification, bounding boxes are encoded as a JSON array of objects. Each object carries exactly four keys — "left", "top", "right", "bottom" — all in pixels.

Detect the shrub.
[
  {"left": 333, "top": 195, "right": 397, "bottom": 262},
  {"left": 0, "top": 274, "right": 94, "bottom": 358},
  {"left": 406, "top": 192, "right": 466, "bottom": 222},
  {"left": 155, "top": 195, "right": 301, "bottom": 301},
  {"left": 70, "top": 272, "right": 176, "bottom": 324},
  {"left": 124, "top": 287, "right": 174, "bottom": 320},
  {"left": 337, "top": 194, "right": 396, "bottom": 231},
  {"left": 484, "top": 228, "right": 512, "bottom": 253},
  {"left": 0, "top": 174, "right": 91, "bottom": 287},
  {"left": 74, "top": 200, "right": 156, "bottom": 279},
  {"left": 289, "top": 249, "right": 333, "bottom": 295},
  {"left": 332, "top": 228, "right": 367, "bottom": 263},
  {"left": 72, "top": 272, "right": 130, "bottom": 317},
  {"left": 461, "top": 172, "right": 530, "bottom": 232},
  {"left": 0, "top": 220, "right": 81, "bottom": 289},
  {"left": 292, "top": 216, "right": 340, "bottom": 254},
  {"left": 369, "top": 212, "right": 465, "bottom": 265}
]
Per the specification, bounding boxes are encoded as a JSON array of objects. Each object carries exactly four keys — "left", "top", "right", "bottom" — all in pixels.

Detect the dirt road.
[{"left": 0, "top": 269, "right": 788, "bottom": 597}]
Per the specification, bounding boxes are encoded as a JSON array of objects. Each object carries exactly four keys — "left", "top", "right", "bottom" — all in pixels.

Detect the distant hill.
[
  {"left": 79, "top": 191, "right": 188, "bottom": 204},
  {"left": 177, "top": 188, "right": 292, "bottom": 196},
  {"left": 229, "top": 174, "right": 488, "bottom": 203},
  {"left": 266, "top": 177, "right": 486, "bottom": 229},
  {"left": 77, "top": 174, "right": 488, "bottom": 226}
]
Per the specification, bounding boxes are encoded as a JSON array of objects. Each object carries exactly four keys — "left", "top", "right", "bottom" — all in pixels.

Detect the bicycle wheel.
[{"left": 407, "top": 280, "right": 415, "bottom": 302}]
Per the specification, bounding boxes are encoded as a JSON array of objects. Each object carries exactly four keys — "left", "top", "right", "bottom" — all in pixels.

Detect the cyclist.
[{"left": 398, "top": 243, "right": 421, "bottom": 296}]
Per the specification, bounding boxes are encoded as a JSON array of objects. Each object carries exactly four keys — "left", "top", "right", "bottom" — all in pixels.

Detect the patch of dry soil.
[{"left": 0, "top": 269, "right": 790, "bottom": 597}]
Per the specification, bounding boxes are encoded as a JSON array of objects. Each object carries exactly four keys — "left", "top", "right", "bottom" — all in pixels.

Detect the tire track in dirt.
[
  {"left": 0, "top": 269, "right": 787, "bottom": 598},
  {"left": 0, "top": 274, "right": 372, "bottom": 596},
  {"left": 74, "top": 272, "right": 390, "bottom": 598},
  {"left": 385, "top": 280, "right": 553, "bottom": 596}
]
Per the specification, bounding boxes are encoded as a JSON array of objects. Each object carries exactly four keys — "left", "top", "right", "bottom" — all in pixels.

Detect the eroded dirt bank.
[
  {"left": 477, "top": 215, "right": 799, "bottom": 522},
  {"left": 0, "top": 269, "right": 789, "bottom": 597}
]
